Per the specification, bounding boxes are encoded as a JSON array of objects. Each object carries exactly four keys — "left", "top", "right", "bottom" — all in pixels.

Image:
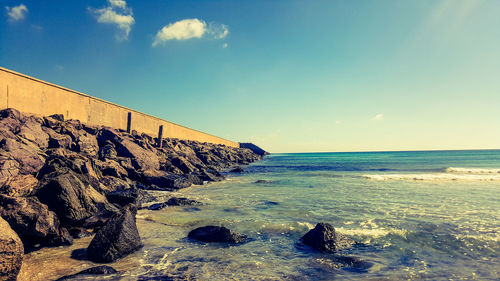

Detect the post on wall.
[
  {"left": 127, "top": 112, "right": 132, "bottom": 133},
  {"left": 157, "top": 125, "right": 164, "bottom": 148}
]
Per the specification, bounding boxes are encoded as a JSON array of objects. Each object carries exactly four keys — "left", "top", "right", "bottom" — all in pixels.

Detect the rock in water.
[
  {"left": 55, "top": 266, "right": 118, "bottom": 281},
  {"left": 0, "top": 217, "right": 23, "bottom": 281},
  {"left": 229, "top": 166, "right": 244, "bottom": 173},
  {"left": 188, "top": 226, "right": 247, "bottom": 243},
  {"left": 86, "top": 204, "right": 142, "bottom": 263},
  {"left": 301, "top": 223, "right": 355, "bottom": 253}
]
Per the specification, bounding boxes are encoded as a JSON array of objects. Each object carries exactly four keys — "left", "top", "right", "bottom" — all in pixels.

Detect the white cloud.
[
  {"left": 372, "top": 113, "right": 384, "bottom": 121},
  {"left": 90, "top": 0, "right": 134, "bottom": 41},
  {"left": 153, "top": 18, "right": 229, "bottom": 47},
  {"left": 222, "top": 43, "right": 228, "bottom": 48},
  {"left": 109, "top": 0, "right": 127, "bottom": 9},
  {"left": 6, "top": 4, "right": 28, "bottom": 22}
]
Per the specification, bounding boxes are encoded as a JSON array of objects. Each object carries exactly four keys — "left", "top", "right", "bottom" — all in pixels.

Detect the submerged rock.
[
  {"left": 86, "top": 204, "right": 142, "bottom": 263},
  {"left": 229, "top": 166, "right": 244, "bottom": 173},
  {"left": 301, "top": 223, "right": 355, "bottom": 253},
  {"left": 147, "top": 197, "right": 201, "bottom": 211},
  {"left": 188, "top": 225, "right": 247, "bottom": 243},
  {"left": 0, "top": 216, "right": 23, "bottom": 281},
  {"left": 55, "top": 265, "right": 118, "bottom": 281}
]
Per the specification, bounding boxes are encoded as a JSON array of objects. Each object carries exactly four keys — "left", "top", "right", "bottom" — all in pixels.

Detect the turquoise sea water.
[
  {"left": 30, "top": 150, "right": 500, "bottom": 280},
  {"left": 130, "top": 150, "right": 500, "bottom": 280}
]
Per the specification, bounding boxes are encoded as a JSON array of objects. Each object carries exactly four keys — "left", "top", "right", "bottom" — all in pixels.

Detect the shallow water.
[{"left": 21, "top": 150, "right": 500, "bottom": 280}]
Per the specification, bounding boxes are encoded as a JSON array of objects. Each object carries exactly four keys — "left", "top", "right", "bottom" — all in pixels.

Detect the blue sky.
[{"left": 1, "top": 0, "right": 499, "bottom": 152}]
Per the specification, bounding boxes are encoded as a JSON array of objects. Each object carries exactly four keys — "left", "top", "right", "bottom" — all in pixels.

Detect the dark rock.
[
  {"left": 99, "top": 143, "right": 118, "bottom": 160},
  {"left": 0, "top": 216, "right": 23, "bottom": 281},
  {"left": 142, "top": 171, "right": 195, "bottom": 190},
  {"left": 49, "top": 114, "right": 65, "bottom": 122},
  {"left": 86, "top": 204, "right": 142, "bottom": 263},
  {"left": 188, "top": 225, "right": 247, "bottom": 243},
  {"left": 229, "top": 166, "right": 244, "bottom": 173},
  {"left": 147, "top": 203, "right": 166, "bottom": 211},
  {"left": 300, "top": 223, "right": 355, "bottom": 253},
  {"left": 68, "top": 227, "right": 93, "bottom": 239},
  {"left": 96, "top": 159, "right": 128, "bottom": 178},
  {"left": 45, "top": 127, "right": 73, "bottom": 149},
  {"left": 147, "top": 197, "right": 201, "bottom": 211},
  {"left": 165, "top": 197, "right": 201, "bottom": 206},
  {"left": 255, "top": 180, "right": 272, "bottom": 184},
  {"left": 0, "top": 195, "right": 73, "bottom": 248},
  {"left": 106, "top": 188, "right": 155, "bottom": 207},
  {"left": 36, "top": 171, "right": 115, "bottom": 226},
  {"left": 55, "top": 265, "right": 118, "bottom": 281}
]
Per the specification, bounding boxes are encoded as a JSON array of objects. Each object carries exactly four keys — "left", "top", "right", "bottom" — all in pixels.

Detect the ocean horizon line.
[{"left": 273, "top": 148, "right": 500, "bottom": 154}]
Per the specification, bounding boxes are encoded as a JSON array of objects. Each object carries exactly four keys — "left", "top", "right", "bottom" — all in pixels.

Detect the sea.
[{"left": 21, "top": 150, "right": 500, "bottom": 281}]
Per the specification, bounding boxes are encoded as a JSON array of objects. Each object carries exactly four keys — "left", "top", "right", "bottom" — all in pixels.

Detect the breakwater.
[{"left": 0, "top": 67, "right": 238, "bottom": 147}]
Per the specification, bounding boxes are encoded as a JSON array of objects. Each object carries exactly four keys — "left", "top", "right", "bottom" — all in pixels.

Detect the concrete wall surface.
[{"left": 0, "top": 67, "right": 238, "bottom": 147}]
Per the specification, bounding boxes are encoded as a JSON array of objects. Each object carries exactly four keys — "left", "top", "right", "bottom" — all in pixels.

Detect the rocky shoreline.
[{"left": 0, "top": 108, "right": 265, "bottom": 280}]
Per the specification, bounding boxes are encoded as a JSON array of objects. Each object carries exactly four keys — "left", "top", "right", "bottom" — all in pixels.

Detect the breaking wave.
[{"left": 363, "top": 167, "right": 500, "bottom": 181}]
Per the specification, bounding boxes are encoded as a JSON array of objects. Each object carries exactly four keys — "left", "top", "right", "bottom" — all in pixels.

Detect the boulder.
[
  {"left": 0, "top": 195, "right": 73, "bottom": 248},
  {"left": 142, "top": 171, "right": 199, "bottom": 190},
  {"left": 18, "top": 116, "right": 49, "bottom": 149},
  {"left": 116, "top": 139, "right": 160, "bottom": 171},
  {"left": 300, "top": 223, "right": 355, "bottom": 253},
  {"left": 188, "top": 226, "right": 247, "bottom": 243},
  {"left": 106, "top": 188, "right": 155, "bottom": 207},
  {"left": 86, "top": 204, "right": 142, "bottom": 263},
  {"left": 96, "top": 160, "right": 128, "bottom": 178},
  {"left": 171, "top": 156, "right": 197, "bottom": 174},
  {"left": 76, "top": 133, "right": 99, "bottom": 156},
  {"left": 36, "top": 171, "right": 115, "bottom": 226},
  {"left": 0, "top": 138, "right": 45, "bottom": 175},
  {"left": 0, "top": 216, "right": 23, "bottom": 281}
]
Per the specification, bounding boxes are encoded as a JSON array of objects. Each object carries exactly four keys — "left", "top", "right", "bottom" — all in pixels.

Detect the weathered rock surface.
[
  {"left": 0, "top": 195, "right": 73, "bottom": 248},
  {"left": 0, "top": 216, "right": 23, "bottom": 281},
  {"left": 36, "top": 171, "right": 116, "bottom": 226},
  {"left": 86, "top": 205, "right": 142, "bottom": 263},
  {"left": 0, "top": 108, "right": 264, "bottom": 254},
  {"left": 300, "top": 223, "right": 355, "bottom": 253},
  {"left": 188, "top": 226, "right": 247, "bottom": 243}
]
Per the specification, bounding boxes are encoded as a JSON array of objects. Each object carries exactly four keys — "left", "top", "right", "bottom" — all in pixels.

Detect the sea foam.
[{"left": 363, "top": 167, "right": 500, "bottom": 181}]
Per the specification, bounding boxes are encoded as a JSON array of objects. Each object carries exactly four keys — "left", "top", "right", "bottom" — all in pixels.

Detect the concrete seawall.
[{"left": 0, "top": 67, "right": 238, "bottom": 147}]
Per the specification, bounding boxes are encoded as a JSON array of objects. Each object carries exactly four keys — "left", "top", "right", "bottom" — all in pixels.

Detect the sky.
[{"left": 1, "top": 0, "right": 499, "bottom": 153}]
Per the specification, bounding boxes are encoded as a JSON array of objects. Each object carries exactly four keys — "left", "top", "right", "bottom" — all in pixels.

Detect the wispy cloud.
[
  {"left": 372, "top": 113, "right": 384, "bottom": 121},
  {"left": 222, "top": 43, "right": 228, "bottom": 48},
  {"left": 90, "top": 0, "right": 134, "bottom": 41},
  {"left": 153, "top": 19, "right": 229, "bottom": 47},
  {"left": 5, "top": 4, "right": 28, "bottom": 22}
]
